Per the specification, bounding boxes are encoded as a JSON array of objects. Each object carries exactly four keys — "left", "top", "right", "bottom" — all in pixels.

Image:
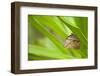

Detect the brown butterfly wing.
[{"left": 64, "top": 39, "right": 80, "bottom": 49}]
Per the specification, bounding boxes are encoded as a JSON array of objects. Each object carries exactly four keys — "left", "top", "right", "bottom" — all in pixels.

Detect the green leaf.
[
  {"left": 28, "top": 15, "right": 88, "bottom": 60},
  {"left": 28, "top": 44, "right": 75, "bottom": 59},
  {"left": 58, "top": 17, "right": 88, "bottom": 57},
  {"left": 29, "top": 16, "right": 73, "bottom": 56},
  {"left": 32, "top": 16, "right": 67, "bottom": 40},
  {"left": 69, "top": 49, "right": 82, "bottom": 58}
]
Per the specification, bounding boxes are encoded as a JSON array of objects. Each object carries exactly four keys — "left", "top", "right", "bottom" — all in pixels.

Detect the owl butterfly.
[{"left": 64, "top": 34, "right": 80, "bottom": 49}]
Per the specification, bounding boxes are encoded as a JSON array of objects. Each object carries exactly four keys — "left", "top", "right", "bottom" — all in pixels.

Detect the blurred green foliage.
[{"left": 28, "top": 15, "right": 88, "bottom": 60}]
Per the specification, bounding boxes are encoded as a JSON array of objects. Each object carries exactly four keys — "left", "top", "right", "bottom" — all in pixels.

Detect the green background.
[{"left": 28, "top": 15, "right": 88, "bottom": 60}]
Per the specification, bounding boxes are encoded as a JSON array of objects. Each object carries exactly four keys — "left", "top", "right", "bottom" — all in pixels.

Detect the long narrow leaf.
[
  {"left": 58, "top": 17, "right": 88, "bottom": 57},
  {"left": 29, "top": 16, "right": 73, "bottom": 56},
  {"left": 29, "top": 45, "right": 75, "bottom": 59}
]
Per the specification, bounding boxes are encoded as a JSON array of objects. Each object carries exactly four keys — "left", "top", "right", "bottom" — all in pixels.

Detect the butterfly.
[{"left": 64, "top": 34, "right": 80, "bottom": 49}]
